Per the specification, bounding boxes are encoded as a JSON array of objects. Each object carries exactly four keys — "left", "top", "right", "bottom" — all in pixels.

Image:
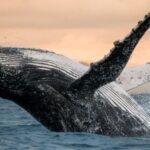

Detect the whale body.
[{"left": 0, "top": 14, "right": 150, "bottom": 136}]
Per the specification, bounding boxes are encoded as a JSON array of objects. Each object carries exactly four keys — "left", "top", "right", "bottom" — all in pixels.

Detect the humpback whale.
[{"left": 0, "top": 13, "right": 150, "bottom": 136}]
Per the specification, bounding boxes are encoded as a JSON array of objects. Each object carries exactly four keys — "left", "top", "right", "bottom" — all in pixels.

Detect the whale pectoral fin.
[{"left": 67, "top": 13, "right": 150, "bottom": 96}]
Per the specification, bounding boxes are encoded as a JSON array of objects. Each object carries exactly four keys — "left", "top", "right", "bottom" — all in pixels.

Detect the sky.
[{"left": 0, "top": 0, "right": 149, "bottom": 66}]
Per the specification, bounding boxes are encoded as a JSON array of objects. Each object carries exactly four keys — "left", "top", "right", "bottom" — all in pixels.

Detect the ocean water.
[{"left": 0, "top": 96, "right": 150, "bottom": 150}]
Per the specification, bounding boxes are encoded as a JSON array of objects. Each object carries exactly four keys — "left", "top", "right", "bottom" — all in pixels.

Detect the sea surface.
[{"left": 0, "top": 94, "right": 150, "bottom": 150}]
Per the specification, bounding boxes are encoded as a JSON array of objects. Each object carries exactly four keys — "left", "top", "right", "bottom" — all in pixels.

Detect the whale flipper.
[{"left": 68, "top": 13, "right": 150, "bottom": 96}]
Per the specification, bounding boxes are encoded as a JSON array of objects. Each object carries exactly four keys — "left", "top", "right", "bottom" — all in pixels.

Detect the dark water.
[{"left": 0, "top": 96, "right": 150, "bottom": 150}]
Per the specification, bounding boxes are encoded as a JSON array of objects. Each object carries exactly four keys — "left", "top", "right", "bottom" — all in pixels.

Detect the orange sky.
[{"left": 0, "top": 0, "right": 149, "bottom": 66}]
